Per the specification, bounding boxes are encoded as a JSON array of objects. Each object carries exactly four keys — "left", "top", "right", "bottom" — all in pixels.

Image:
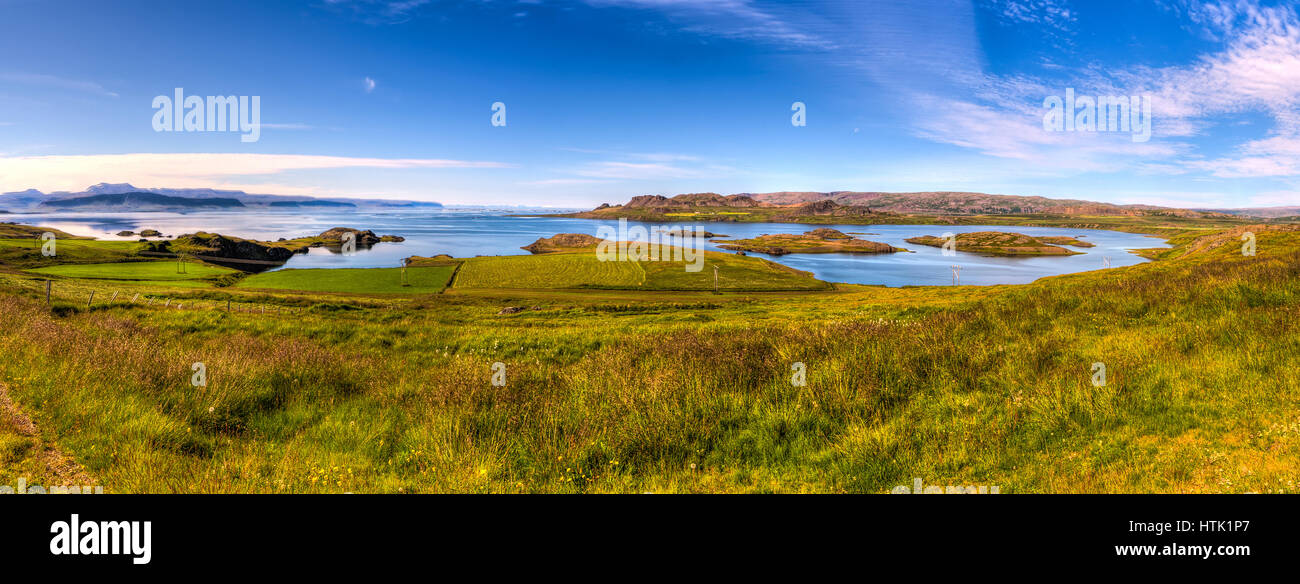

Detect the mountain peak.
[{"left": 85, "top": 182, "right": 139, "bottom": 194}]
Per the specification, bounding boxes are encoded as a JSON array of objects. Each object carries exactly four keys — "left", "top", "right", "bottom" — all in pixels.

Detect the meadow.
[
  {"left": 29, "top": 261, "right": 236, "bottom": 281},
  {"left": 238, "top": 266, "right": 456, "bottom": 294},
  {"left": 453, "top": 250, "right": 829, "bottom": 291},
  {"left": 0, "top": 223, "right": 1296, "bottom": 493}
]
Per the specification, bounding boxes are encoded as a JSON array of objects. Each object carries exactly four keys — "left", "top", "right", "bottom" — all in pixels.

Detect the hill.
[
  {"left": 739, "top": 191, "right": 1226, "bottom": 218},
  {"left": 38, "top": 192, "right": 245, "bottom": 211},
  {"left": 1, "top": 182, "right": 441, "bottom": 211},
  {"left": 905, "top": 231, "right": 1084, "bottom": 256}
]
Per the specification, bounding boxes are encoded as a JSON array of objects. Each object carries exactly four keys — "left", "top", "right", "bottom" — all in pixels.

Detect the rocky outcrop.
[
  {"left": 624, "top": 193, "right": 759, "bottom": 209},
  {"left": 316, "top": 227, "right": 404, "bottom": 246},
  {"left": 521, "top": 233, "right": 604, "bottom": 253},
  {"left": 714, "top": 229, "right": 906, "bottom": 256},
  {"left": 144, "top": 232, "right": 306, "bottom": 268},
  {"left": 905, "top": 231, "right": 1081, "bottom": 256}
]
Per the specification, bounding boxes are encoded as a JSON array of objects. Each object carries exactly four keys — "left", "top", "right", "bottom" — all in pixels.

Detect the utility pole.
[{"left": 713, "top": 265, "right": 719, "bottom": 294}]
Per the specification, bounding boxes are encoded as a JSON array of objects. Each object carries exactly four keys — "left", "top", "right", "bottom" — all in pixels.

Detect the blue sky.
[{"left": 1, "top": 0, "right": 1299, "bottom": 208}]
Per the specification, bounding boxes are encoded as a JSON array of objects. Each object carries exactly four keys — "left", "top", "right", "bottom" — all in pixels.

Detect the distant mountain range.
[
  {"left": 1198, "top": 206, "right": 1300, "bottom": 219},
  {"left": 0, "top": 183, "right": 443, "bottom": 212},
  {"left": 737, "top": 191, "right": 1224, "bottom": 218}
]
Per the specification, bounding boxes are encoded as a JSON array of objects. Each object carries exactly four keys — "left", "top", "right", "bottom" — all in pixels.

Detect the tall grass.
[{"left": 0, "top": 227, "right": 1296, "bottom": 493}]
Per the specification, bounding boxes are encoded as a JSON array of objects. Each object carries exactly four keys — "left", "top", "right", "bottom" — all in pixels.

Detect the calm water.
[{"left": 13, "top": 208, "right": 1169, "bottom": 287}]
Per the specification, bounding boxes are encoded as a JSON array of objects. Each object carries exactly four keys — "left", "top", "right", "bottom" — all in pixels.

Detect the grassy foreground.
[
  {"left": 0, "top": 225, "right": 1296, "bottom": 493},
  {"left": 28, "top": 261, "right": 236, "bottom": 281},
  {"left": 238, "top": 266, "right": 456, "bottom": 294},
  {"left": 453, "top": 250, "right": 829, "bottom": 291}
]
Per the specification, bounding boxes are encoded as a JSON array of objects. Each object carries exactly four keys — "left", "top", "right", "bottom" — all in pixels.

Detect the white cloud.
[
  {"left": 0, "top": 72, "right": 118, "bottom": 98},
  {"left": 261, "top": 123, "right": 316, "bottom": 130},
  {"left": 985, "top": 0, "right": 1076, "bottom": 33},
  {"left": 363, "top": 77, "right": 377, "bottom": 93},
  {"left": 900, "top": 1, "right": 1300, "bottom": 179},
  {"left": 583, "top": 0, "right": 835, "bottom": 49},
  {"left": 322, "top": 0, "right": 433, "bottom": 24},
  {"left": 519, "top": 178, "right": 613, "bottom": 186}
]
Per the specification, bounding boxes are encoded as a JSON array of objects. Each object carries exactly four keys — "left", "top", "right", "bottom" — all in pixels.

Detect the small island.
[
  {"left": 1035, "top": 235, "right": 1096, "bottom": 248},
  {"left": 905, "top": 231, "right": 1085, "bottom": 256},
  {"left": 139, "top": 227, "right": 406, "bottom": 271},
  {"left": 521, "top": 233, "right": 604, "bottom": 254},
  {"left": 713, "top": 228, "right": 907, "bottom": 256}
]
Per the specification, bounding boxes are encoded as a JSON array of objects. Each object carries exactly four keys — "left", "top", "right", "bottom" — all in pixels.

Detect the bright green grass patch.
[
  {"left": 452, "top": 250, "right": 829, "bottom": 290},
  {"left": 0, "top": 238, "right": 142, "bottom": 267},
  {"left": 238, "top": 266, "right": 455, "bottom": 294},
  {"left": 27, "top": 261, "right": 234, "bottom": 281},
  {"left": 454, "top": 253, "right": 645, "bottom": 288}
]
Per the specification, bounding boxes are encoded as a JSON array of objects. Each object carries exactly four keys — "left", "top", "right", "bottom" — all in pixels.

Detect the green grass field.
[
  {"left": 454, "top": 253, "right": 645, "bottom": 288},
  {"left": 27, "top": 260, "right": 235, "bottom": 281},
  {"left": 453, "top": 250, "right": 829, "bottom": 291},
  {"left": 238, "top": 266, "right": 456, "bottom": 294},
  {"left": 0, "top": 223, "right": 1296, "bottom": 494},
  {"left": 0, "top": 238, "right": 142, "bottom": 268}
]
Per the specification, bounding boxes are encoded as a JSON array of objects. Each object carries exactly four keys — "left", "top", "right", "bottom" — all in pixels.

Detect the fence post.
[
  {"left": 45, "top": 280, "right": 51, "bottom": 305},
  {"left": 87, "top": 291, "right": 94, "bottom": 308}
]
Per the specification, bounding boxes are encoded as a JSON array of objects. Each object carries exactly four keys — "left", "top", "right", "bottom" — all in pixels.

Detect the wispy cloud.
[
  {"left": 261, "top": 123, "right": 317, "bottom": 131},
  {"left": 572, "top": 160, "right": 734, "bottom": 180},
  {"left": 983, "top": 0, "right": 1076, "bottom": 34},
  {"left": 583, "top": 0, "right": 835, "bottom": 49},
  {"left": 321, "top": 0, "right": 433, "bottom": 25},
  {"left": 892, "top": 0, "right": 1300, "bottom": 180},
  {"left": 0, "top": 72, "right": 118, "bottom": 98},
  {"left": 519, "top": 178, "right": 613, "bottom": 186},
  {"left": 363, "top": 76, "right": 377, "bottom": 93}
]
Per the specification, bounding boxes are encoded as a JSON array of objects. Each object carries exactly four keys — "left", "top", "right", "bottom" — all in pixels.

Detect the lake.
[{"left": 11, "top": 208, "right": 1169, "bottom": 287}]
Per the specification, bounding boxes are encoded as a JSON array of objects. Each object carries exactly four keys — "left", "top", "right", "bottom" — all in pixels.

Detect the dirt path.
[{"left": 0, "top": 381, "right": 97, "bottom": 488}]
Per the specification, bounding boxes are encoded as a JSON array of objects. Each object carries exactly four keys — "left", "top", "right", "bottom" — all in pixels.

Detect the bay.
[{"left": 10, "top": 208, "right": 1168, "bottom": 287}]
